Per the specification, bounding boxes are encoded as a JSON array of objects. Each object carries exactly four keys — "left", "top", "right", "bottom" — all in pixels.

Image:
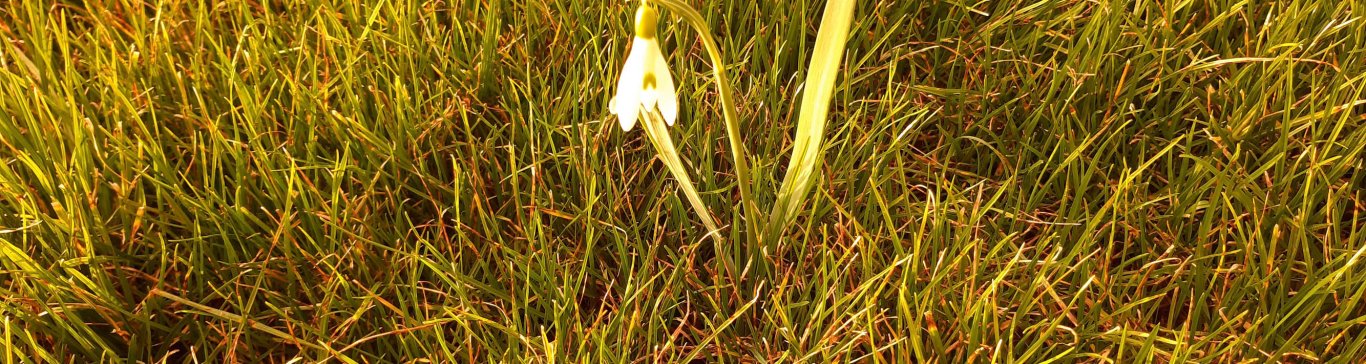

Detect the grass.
[{"left": 2, "top": 0, "right": 1365, "bottom": 362}]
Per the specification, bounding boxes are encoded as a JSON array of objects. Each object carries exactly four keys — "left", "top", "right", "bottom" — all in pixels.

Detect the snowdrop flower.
[{"left": 610, "top": 1, "right": 677, "bottom": 131}]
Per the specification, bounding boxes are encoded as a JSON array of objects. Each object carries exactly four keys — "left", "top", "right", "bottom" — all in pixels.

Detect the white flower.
[{"left": 610, "top": 2, "right": 677, "bottom": 131}]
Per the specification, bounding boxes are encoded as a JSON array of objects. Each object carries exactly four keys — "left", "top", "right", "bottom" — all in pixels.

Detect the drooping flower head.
[{"left": 610, "top": 0, "right": 678, "bottom": 131}]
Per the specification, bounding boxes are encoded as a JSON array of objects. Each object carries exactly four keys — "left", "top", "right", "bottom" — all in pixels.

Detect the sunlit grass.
[{"left": 1, "top": 0, "right": 1365, "bottom": 362}]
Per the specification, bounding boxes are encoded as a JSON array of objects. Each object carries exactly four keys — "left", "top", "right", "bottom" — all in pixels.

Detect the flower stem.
[{"left": 651, "top": 0, "right": 762, "bottom": 247}]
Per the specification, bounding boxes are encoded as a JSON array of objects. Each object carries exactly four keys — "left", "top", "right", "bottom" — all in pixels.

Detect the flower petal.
[
  {"left": 651, "top": 42, "right": 678, "bottom": 126},
  {"left": 613, "top": 38, "right": 648, "bottom": 131},
  {"left": 636, "top": 37, "right": 661, "bottom": 111}
]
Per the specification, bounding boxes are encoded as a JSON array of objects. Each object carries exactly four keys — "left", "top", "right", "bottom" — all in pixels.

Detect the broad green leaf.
[{"left": 768, "top": 0, "right": 856, "bottom": 240}]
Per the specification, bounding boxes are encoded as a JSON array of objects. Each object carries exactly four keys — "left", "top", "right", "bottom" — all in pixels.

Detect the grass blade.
[{"left": 639, "top": 110, "right": 722, "bottom": 240}]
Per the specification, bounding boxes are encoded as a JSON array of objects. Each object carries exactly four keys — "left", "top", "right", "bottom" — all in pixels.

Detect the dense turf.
[{"left": 2, "top": 0, "right": 1365, "bottom": 362}]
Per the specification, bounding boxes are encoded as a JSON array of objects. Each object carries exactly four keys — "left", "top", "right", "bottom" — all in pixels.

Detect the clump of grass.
[{"left": 1, "top": 0, "right": 1365, "bottom": 362}]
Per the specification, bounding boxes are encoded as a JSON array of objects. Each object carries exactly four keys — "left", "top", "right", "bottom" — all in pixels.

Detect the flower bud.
[{"left": 634, "top": 4, "right": 658, "bottom": 39}]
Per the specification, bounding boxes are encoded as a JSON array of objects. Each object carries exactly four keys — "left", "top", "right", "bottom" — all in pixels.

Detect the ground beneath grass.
[{"left": 2, "top": 0, "right": 1365, "bottom": 362}]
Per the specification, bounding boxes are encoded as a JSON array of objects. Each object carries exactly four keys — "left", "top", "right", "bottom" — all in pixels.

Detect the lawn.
[{"left": 2, "top": 0, "right": 1365, "bottom": 362}]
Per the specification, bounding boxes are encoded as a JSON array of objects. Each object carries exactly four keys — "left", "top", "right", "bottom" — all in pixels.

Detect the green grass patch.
[{"left": 1, "top": 0, "right": 1365, "bottom": 362}]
